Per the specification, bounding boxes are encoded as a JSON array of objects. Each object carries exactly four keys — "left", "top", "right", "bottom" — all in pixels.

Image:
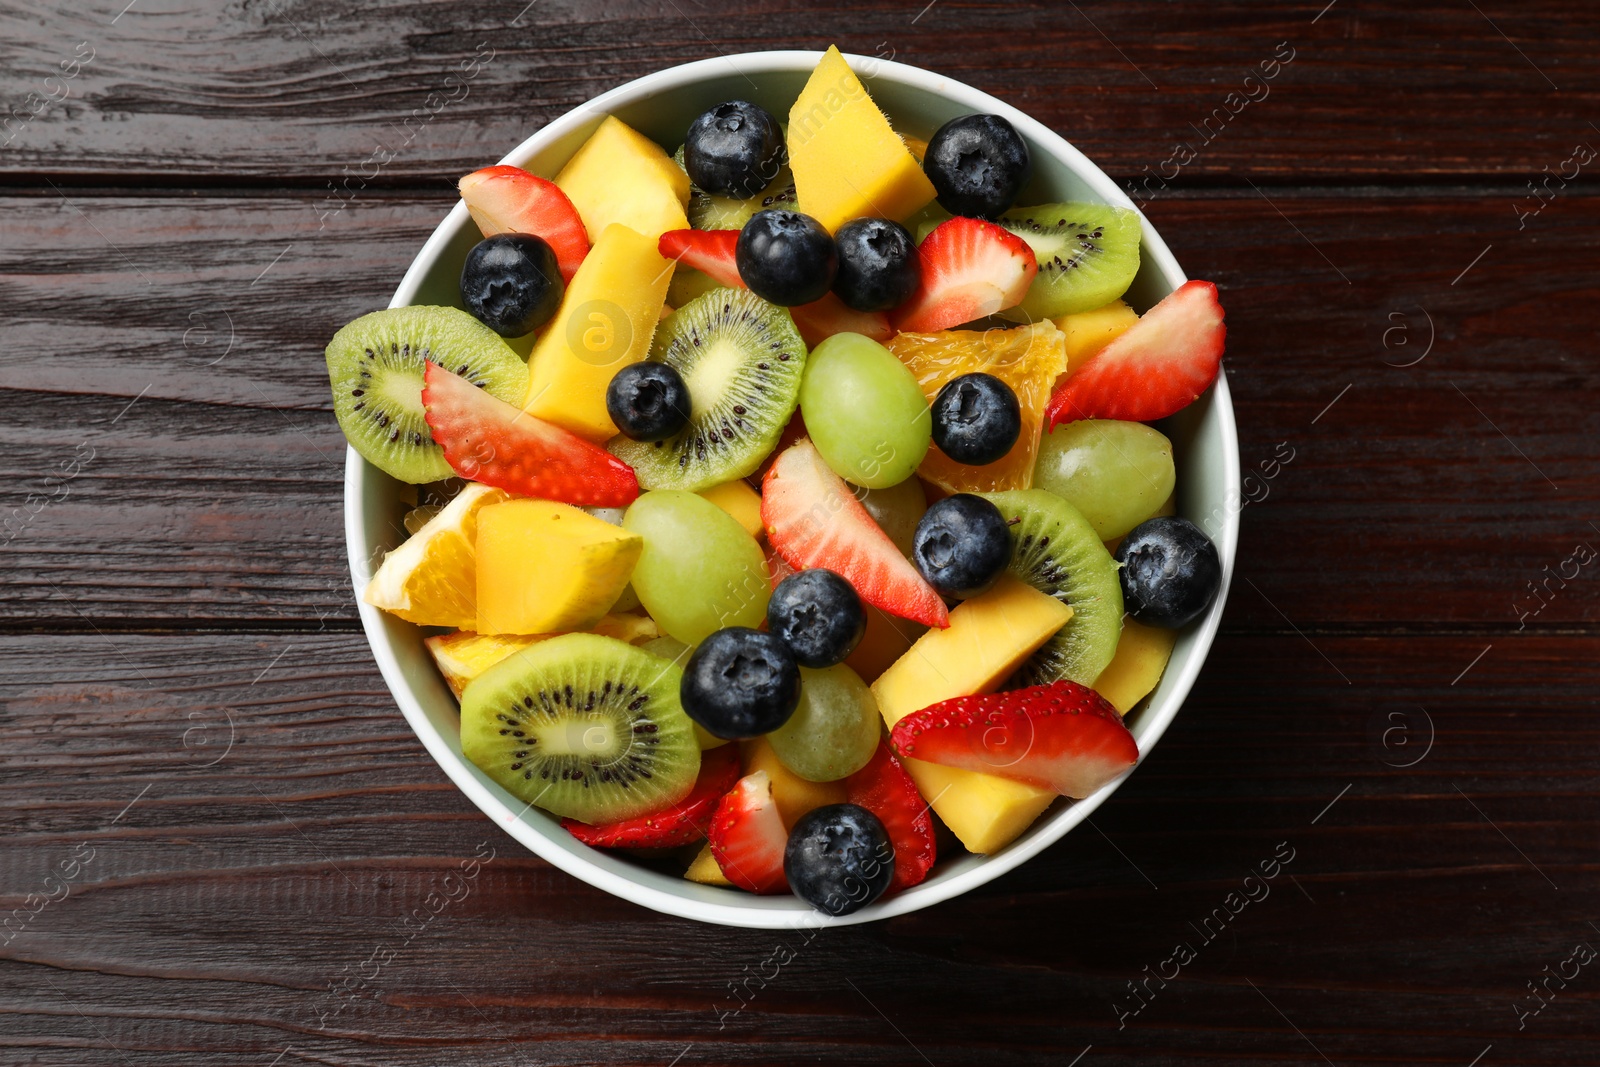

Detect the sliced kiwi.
[
  {"left": 674, "top": 144, "right": 797, "bottom": 230},
  {"left": 609, "top": 288, "right": 806, "bottom": 492},
  {"left": 325, "top": 306, "right": 528, "bottom": 484},
  {"left": 982, "top": 489, "right": 1124, "bottom": 689},
  {"left": 459, "top": 633, "right": 701, "bottom": 824},
  {"left": 992, "top": 202, "right": 1142, "bottom": 322}
]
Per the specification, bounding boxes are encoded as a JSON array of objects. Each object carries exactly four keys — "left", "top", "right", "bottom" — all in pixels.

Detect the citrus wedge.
[
  {"left": 363, "top": 483, "right": 508, "bottom": 627},
  {"left": 888, "top": 320, "right": 1068, "bottom": 493}
]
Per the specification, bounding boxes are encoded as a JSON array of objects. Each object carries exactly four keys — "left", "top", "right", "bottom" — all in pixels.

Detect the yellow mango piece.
[
  {"left": 524, "top": 223, "right": 673, "bottom": 441},
  {"left": 1055, "top": 299, "right": 1140, "bottom": 376},
  {"left": 363, "top": 484, "right": 509, "bottom": 628},
  {"left": 871, "top": 575, "right": 1072, "bottom": 853},
  {"left": 554, "top": 115, "right": 690, "bottom": 241},
  {"left": 741, "top": 736, "right": 848, "bottom": 831},
  {"left": 787, "top": 46, "right": 937, "bottom": 232},
  {"left": 475, "top": 501, "right": 642, "bottom": 636},
  {"left": 425, "top": 615, "right": 659, "bottom": 699},
  {"left": 1093, "top": 617, "right": 1179, "bottom": 716},
  {"left": 685, "top": 842, "right": 734, "bottom": 886},
  {"left": 698, "top": 480, "right": 764, "bottom": 540}
]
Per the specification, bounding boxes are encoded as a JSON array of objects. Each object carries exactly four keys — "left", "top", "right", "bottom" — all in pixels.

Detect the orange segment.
[
  {"left": 887, "top": 320, "right": 1068, "bottom": 493},
  {"left": 362, "top": 483, "right": 509, "bottom": 628}
]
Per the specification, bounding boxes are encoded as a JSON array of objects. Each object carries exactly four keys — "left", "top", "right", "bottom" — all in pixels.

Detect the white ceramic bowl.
[{"left": 346, "top": 50, "right": 1239, "bottom": 928}]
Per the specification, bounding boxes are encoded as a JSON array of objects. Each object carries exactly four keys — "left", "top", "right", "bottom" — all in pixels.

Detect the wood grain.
[
  {"left": 3, "top": 191, "right": 1598, "bottom": 629},
  {"left": 0, "top": 632, "right": 1595, "bottom": 1066},
  {"left": 0, "top": 2, "right": 1594, "bottom": 188},
  {"left": 3, "top": 2, "right": 1597, "bottom": 1062}
]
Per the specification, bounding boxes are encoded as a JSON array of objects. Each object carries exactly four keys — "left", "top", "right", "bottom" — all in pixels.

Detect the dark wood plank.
[
  {"left": 1, "top": 1, "right": 1593, "bottom": 188},
  {"left": 1, "top": 631, "right": 1596, "bottom": 1065},
  {"left": 4, "top": 189, "right": 1599, "bottom": 630}
]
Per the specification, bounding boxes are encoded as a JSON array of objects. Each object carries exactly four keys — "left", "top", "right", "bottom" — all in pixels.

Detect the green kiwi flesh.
[
  {"left": 674, "top": 144, "right": 798, "bottom": 231},
  {"left": 459, "top": 634, "right": 701, "bottom": 824},
  {"left": 981, "top": 489, "right": 1124, "bottom": 688},
  {"left": 326, "top": 306, "right": 528, "bottom": 483},
  {"left": 609, "top": 287, "right": 806, "bottom": 492},
  {"left": 994, "top": 202, "right": 1142, "bottom": 321}
]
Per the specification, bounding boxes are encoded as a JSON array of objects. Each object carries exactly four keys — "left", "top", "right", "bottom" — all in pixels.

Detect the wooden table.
[{"left": 3, "top": 2, "right": 1596, "bottom": 1063}]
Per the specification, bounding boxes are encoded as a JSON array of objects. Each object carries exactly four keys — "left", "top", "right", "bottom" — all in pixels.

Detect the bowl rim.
[{"left": 346, "top": 48, "right": 1240, "bottom": 928}]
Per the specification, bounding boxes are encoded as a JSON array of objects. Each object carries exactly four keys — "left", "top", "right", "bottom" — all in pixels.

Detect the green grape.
[
  {"left": 799, "top": 332, "right": 931, "bottom": 489},
  {"left": 623, "top": 490, "right": 770, "bottom": 644},
  {"left": 767, "top": 663, "right": 881, "bottom": 782},
  {"left": 1033, "top": 419, "right": 1175, "bottom": 541},
  {"left": 853, "top": 477, "right": 927, "bottom": 557}
]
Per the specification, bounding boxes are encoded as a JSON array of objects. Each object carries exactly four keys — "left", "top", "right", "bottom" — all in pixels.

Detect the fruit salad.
[{"left": 330, "top": 46, "right": 1227, "bottom": 916}]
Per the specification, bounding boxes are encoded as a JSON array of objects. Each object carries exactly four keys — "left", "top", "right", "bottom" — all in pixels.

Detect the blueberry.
[
  {"left": 767, "top": 569, "right": 866, "bottom": 668},
  {"left": 931, "top": 373, "right": 1021, "bottom": 466},
  {"left": 681, "top": 627, "right": 801, "bottom": 740},
  {"left": 736, "top": 210, "right": 837, "bottom": 307},
  {"left": 784, "top": 803, "right": 895, "bottom": 915},
  {"left": 911, "top": 494, "right": 1012, "bottom": 599},
  {"left": 1114, "top": 517, "right": 1222, "bottom": 628},
  {"left": 923, "top": 114, "right": 1032, "bottom": 219},
  {"left": 684, "top": 100, "right": 786, "bottom": 199},
  {"left": 459, "top": 234, "right": 564, "bottom": 337},
  {"left": 606, "top": 362, "right": 691, "bottom": 442},
  {"left": 832, "top": 218, "right": 921, "bottom": 312}
]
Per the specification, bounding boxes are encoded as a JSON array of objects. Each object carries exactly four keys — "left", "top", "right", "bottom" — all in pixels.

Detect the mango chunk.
[
  {"left": 475, "top": 501, "right": 642, "bottom": 636},
  {"left": 787, "top": 46, "right": 937, "bottom": 232},
  {"left": 524, "top": 223, "right": 673, "bottom": 441},
  {"left": 741, "top": 736, "right": 848, "bottom": 831},
  {"left": 871, "top": 575, "right": 1072, "bottom": 853},
  {"left": 685, "top": 842, "right": 734, "bottom": 886},
  {"left": 1054, "top": 299, "right": 1139, "bottom": 376},
  {"left": 555, "top": 116, "right": 690, "bottom": 241},
  {"left": 698, "top": 480, "right": 764, "bottom": 540},
  {"left": 1093, "top": 617, "right": 1178, "bottom": 715},
  {"left": 425, "top": 615, "right": 659, "bottom": 698}
]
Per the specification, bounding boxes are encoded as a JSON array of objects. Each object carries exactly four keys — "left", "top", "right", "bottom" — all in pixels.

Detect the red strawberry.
[
  {"left": 1045, "top": 280, "right": 1225, "bottom": 426},
  {"left": 657, "top": 229, "right": 743, "bottom": 288},
  {"left": 891, "top": 217, "right": 1037, "bottom": 333},
  {"left": 421, "top": 362, "right": 639, "bottom": 507},
  {"left": 890, "top": 680, "right": 1138, "bottom": 798},
  {"left": 846, "top": 742, "right": 937, "bottom": 893},
  {"left": 657, "top": 230, "right": 891, "bottom": 344},
  {"left": 459, "top": 165, "right": 590, "bottom": 283},
  {"left": 708, "top": 770, "right": 789, "bottom": 894},
  {"left": 790, "top": 293, "right": 893, "bottom": 348},
  {"left": 562, "top": 744, "right": 740, "bottom": 848},
  {"left": 761, "top": 438, "right": 948, "bottom": 629}
]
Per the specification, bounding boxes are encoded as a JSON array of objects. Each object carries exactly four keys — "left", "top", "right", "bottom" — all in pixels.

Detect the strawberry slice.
[
  {"left": 459, "top": 165, "right": 590, "bottom": 283},
  {"left": 891, "top": 217, "right": 1037, "bottom": 333},
  {"left": 658, "top": 229, "right": 892, "bottom": 345},
  {"left": 761, "top": 438, "right": 948, "bottom": 629},
  {"left": 708, "top": 770, "right": 789, "bottom": 894},
  {"left": 790, "top": 293, "right": 893, "bottom": 347},
  {"left": 562, "top": 744, "right": 740, "bottom": 848},
  {"left": 890, "top": 680, "right": 1138, "bottom": 798},
  {"left": 421, "top": 362, "right": 639, "bottom": 507},
  {"left": 846, "top": 742, "right": 937, "bottom": 893},
  {"left": 1045, "top": 280, "right": 1225, "bottom": 426},
  {"left": 658, "top": 229, "right": 743, "bottom": 288}
]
